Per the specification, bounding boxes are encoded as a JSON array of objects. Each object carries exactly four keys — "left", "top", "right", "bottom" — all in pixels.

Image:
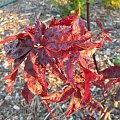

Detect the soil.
[{"left": 0, "top": 0, "right": 120, "bottom": 120}]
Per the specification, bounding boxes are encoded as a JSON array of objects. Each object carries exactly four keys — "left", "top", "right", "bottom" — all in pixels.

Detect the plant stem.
[
  {"left": 86, "top": 0, "right": 100, "bottom": 73},
  {"left": 86, "top": 0, "right": 90, "bottom": 31}
]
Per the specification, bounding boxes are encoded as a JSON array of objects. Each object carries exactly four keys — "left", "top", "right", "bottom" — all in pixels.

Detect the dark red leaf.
[
  {"left": 34, "top": 18, "right": 42, "bottom": 42},
  {"left": 31, "top": 48, "right": 50, "bottom": 66},
  {"left": 103, "top": 28, "right": 113, "bottom": 34},
  {"left": 102, "top": 66, "right": 120, "bottom": 79},
  {"left": 81, "top": 68, "right": 99, "bottom": 103},
  {"left": 4, "top": 38, "right": 33, "bottom": 59},
  {"left": 49, "top": 17, "right": 59, "bottom": 27},
  {"left": 30, "top": 50, "right": 49, "bottom": 88},
  {"left": 34, "top": 19, "right": 46, "bottom": 43},
  {"left": 65, "top": 52, "right": 80, "bottom": 89},
  {"left": 22, "top": 83, "right": 34, "bottom": 104},
  {"left": 44, "top": 25, "right": 72, "bottom": 43},
  {"left": 95, "top": 19, "right": 103, "bottom": 30},
  {"left": 24, "top": 55, "right": 36, "bottom": 77},
  {"left": 48, "top": 58, "right": 67, "bottom": 82},
  {"left": 46, "top": 48, "right": 70, "bottom": 59},
  {"left": 24, "top": 56, "right": 44, "bottom": 95}
]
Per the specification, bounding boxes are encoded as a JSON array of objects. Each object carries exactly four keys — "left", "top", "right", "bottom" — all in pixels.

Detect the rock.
[
  {"left": 13, "top": 116, "right": 19, "bottom": 120},
  {"left": 5, "top": 95, "right": 12, "bottom": 101},
  {"left": 13, "top": 105, "right": 20, "bottom": 111},
  {"left": 15, "top": 93, "right": 20, "bottom": 99},
  {"left": 104, "top": 48, "right": 111, "bottom": 56}
]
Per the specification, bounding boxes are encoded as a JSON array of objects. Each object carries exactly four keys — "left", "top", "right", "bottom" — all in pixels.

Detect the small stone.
[
  {"left": 68, "top": 116, "right": 74, "bottom": 120},
  {"left": 62, "top": 104, "right": 66, "bottom": 109},
  {"left": 5, "top": 95, "right": 12, "bottom": 101},
  {"left": 105, "top": 48, "right": 111, "bottom": 56},
  {"left": 56, "top": 14, "right": 60, "bottom": 17},
  {"left": 13, "top": 116, "right": 19, "bottom": 120},
  {"left": 13, "top": 105, "right": 20, "bottom": 111},
  {"left": 0, "top": 101, "right": 4, "bottom": 106},
  {"left": 15, "top": 93, "right": 20, "bottom": 99}
]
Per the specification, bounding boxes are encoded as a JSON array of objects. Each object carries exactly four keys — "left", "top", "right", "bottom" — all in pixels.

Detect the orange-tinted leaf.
[
  {"left": 24, "top": 56, "right": 43, "bottom": 95},
  {"left": 65, "top": 92, "right": 83, "bottom": 118},
  {"left": 0, "top": 36, "right": 17, "bottom": 44},
  {"left": 6, "top": 57, "right": 13, "bottom": 69},
  {"left": 5, "top": 69, "right": 18, "bottom": 95},
  {"left": 24, "top": 70, "right": 43, "bottom": 95},
  {"left": 42, "top": 86, "right": 73, "bottom": 103},
  {"left": 72, "top": 18, "right": 86, "bottom": 35},
  {"left": 5, "top": 55, "right": 26, "bottom": 95},
  {"left": 102, "top": 78, "right": 120, "bottom": 95}
]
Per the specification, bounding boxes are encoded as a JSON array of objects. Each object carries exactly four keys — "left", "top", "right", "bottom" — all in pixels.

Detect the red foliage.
[{"left": 0, "top": 11, "right": 120, "bottom": 119}]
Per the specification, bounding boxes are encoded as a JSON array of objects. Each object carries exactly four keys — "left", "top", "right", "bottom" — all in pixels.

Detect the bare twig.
[
  {"left": 44, "top": 106, "right": 57, "bottom": 120},
  {"left": 0, "top": 69, "right": 11, "bottom": 72},
  {"left": 86, "top": 0, "right": 100, "bottom": 73}
]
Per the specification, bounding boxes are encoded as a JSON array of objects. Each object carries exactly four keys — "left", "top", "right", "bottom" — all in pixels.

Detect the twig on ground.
[{"left": 44, "top": 106, "right": 57, "bottom": 120}]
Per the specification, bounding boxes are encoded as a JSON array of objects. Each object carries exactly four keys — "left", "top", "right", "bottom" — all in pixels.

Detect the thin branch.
[
  {"left": 86, "top": 0, "right": 100, "bottom": 73},
  {"left": 44, "top": 106, "right": 57, "bottom": 120},
  {"left": 86, "top": 0, "right": 91, "bottom": 31}
]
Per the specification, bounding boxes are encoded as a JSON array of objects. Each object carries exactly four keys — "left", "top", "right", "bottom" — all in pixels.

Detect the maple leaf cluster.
[{"left": 0, "top": 10, "right": 120, "bottom": 119}]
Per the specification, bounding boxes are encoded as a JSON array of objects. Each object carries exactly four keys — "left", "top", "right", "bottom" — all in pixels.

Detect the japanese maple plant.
[{"left": 0, "top": 0, "right": 120, "bottom": 119}]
